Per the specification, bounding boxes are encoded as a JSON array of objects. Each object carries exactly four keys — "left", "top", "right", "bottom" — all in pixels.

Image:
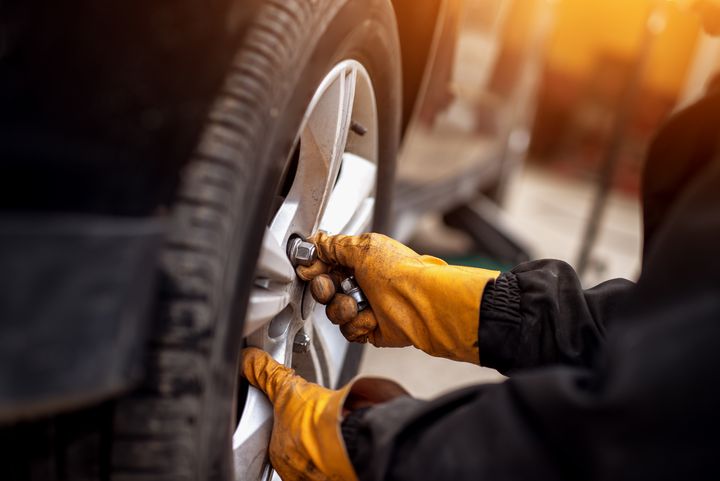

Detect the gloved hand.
[
  {"left": 241, "top": 347, "right": 407, "bottom": 481},
  {"left": 298, "top": 233, "right": 500, "bottom": 364}
]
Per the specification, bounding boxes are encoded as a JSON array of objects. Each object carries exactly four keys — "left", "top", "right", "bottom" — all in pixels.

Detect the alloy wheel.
[{"left": 232, "top": 60, "right": 379, "bottom": 480}]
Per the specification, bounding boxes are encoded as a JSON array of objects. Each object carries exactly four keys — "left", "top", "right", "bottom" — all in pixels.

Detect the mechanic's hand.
[
  {"left": 241, "top": 347, "right": 406, "bottom": 481},
  {"left": 298, "top": 233, "right": 500, "bottom": 364}
]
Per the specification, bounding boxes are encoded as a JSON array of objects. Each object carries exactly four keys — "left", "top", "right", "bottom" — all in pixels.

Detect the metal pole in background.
[
  {"left": 493, "top": 0, "right": 558, "bottom": 205},
  {"left": 576, "top": 2, "right": 666, "bottom": 277}
]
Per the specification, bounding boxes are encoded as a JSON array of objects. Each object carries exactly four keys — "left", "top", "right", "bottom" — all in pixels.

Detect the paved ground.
[{"left": 358, "top": 165, "right": 642, "bottom": 398}]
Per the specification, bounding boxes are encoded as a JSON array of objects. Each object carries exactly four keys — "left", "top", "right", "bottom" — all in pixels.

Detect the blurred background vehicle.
[{"left": 2, "top": 0, "right": 718, "bottom": 480}]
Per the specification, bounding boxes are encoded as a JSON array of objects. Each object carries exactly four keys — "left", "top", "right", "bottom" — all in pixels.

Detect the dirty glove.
[
  {"left": 298, "top": 233, "right": 500, "bottom": 364},
  {"left": 241, "top": 347, "right": 407, "bottom": 481}
]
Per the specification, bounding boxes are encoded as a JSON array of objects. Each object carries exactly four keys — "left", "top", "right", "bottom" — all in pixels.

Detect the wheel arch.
[{"left": 390, "top": 0, "right": 446, "bottom": 132}]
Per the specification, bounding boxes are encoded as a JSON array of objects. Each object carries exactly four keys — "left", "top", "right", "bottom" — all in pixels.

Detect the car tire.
[{"left": 111, "top": 1, "right": 401, "bottom": 481}]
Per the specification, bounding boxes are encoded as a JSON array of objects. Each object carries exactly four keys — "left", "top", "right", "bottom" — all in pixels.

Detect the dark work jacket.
[{"left": 342, "top": 95, "right": 720, "bottom": 480}]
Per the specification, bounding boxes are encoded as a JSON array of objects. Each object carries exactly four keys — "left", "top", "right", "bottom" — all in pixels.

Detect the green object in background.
[{"left": 445, "top": 254, "right": 512, "bottom": 272}]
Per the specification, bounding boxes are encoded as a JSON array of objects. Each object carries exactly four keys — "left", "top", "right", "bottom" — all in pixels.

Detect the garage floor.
[{"left": 358, "top": 165, "right": 642, "bottom": 398}]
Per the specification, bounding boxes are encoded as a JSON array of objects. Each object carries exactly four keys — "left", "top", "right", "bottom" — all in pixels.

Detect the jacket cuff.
[
  {"left": 479, "top": 272, "right": 522, "bottom": 373},
  {"left": 341, "top": 407, "right": 371, "bottom": 464}
]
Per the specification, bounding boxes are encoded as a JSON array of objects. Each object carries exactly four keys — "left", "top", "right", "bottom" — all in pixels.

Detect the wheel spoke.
[
  {"left": 343, "top": 198, "right": 375, "bottom": 235},
  {"left": 306, "top": 333, "right": 327, "bottom": 387},
  {"left": 319, "top": 153, "right": 377, "bottom": 234},
  {"left": 270, "top": 65, "right": 358, "bottom": 240},
  {"left": 233, "top": 387, "right": 273, "bottom": 480},
  {"left": 256, "top": 228, "right": 295, "bottom": 284},
  {"left": 236, "top": 61, "right": 377, "bottom": 480},
  {"left": 244, "top": 288, "right": 291, "bottom": 336},
  {"left": 336, "top": 64, "right": 359, "bottom": 158},
  {"left": 310, "top": 304, "right": 350, "bottom": 388}
]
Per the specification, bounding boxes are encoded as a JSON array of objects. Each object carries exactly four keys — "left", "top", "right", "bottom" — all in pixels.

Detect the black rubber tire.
[{"left": 111, "top": 1, "right": 401, "bottom": 481}]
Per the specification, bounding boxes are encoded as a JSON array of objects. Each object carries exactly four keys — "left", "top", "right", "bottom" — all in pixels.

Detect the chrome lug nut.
[
  {"left": 293, "top": 331, "right": 311, "bottom": 353},
  {"left": 287, "top": 238, "right": 317, "bottom": 267},
  {"left": 341, "top": 276, "right": 369, "bottom": 312}
]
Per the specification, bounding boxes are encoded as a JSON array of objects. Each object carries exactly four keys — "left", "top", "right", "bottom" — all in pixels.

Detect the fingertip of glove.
[
  {"left": 340, "top": 322, "right": 371, "bottom": 343},
  {"left": 240, "top": 348, "right": 297, "bottom": 399},
  {"left": 296, "top": 266, "right": 312, "bottom": 282},
  {"left": 297, "top": 260, "right": 329, "bottom": 281},
  {"left": 240, "top": 346, "right": 265, "bottom": 360},
  {"left": 326, "top": 294, "right": 359, "bottom": 325},
  {"left": 340, "top": 309, "right": 378, "bottom": 344},
  {"left": 239, "top": 348, "right": 260, "bottom": 384},
  {"left": 311, "top": 274, "right": 336, "bottom": 304}
]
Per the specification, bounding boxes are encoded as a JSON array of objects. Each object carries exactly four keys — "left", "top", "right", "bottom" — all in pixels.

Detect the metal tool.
[
  {"left": 287, "top": 237, "right": 369, "bottom": 312},
  {"left": 287, "top": 238, "right": 317, "bottom": 267},
  {"left": 292, "top": 330, "right": 311, "bottom": 353},
  {"left": 340, "top": 276, "right": 369, "bottom": 312}
]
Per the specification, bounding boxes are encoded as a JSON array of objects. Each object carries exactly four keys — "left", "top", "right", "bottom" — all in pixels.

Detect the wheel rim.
[{"left": 232, "top": 60, "right": 379, "bottom": 480}]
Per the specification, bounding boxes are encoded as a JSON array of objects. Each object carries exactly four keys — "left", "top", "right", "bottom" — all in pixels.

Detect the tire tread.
[{"left": 111, "top": 1, "right": 320, "bottom": 479}]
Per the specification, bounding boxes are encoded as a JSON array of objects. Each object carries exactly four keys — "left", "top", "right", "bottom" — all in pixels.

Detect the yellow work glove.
[
  {"left": 298, "top": 233, "right": 500, "bottom": 364},
  {"left": 241, "top": 347, "right": 407, "bottom": 481}
]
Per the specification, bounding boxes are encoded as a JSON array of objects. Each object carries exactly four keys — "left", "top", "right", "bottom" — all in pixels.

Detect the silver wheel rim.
[{"left": 232, "top": 60, "right": 379, "bottom": 480}]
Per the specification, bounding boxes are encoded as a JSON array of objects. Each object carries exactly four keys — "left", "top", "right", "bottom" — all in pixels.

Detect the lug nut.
[
  {"left": 293, "top": 331, "right": 311, "bottom": 353},
  {"left": 341, "top": 276, "right": 369, "bottom": 311},
  {"left": 287, "top": 238, "right": 317, "bottom": 267}
]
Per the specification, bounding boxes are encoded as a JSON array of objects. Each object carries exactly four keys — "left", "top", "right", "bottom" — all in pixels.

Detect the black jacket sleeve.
[
  {"left": 474, "top": 90, "right": 720, "bottom": 377},
  {"left": 479, "top": 261, "right": 634, "bottom": 374}
]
